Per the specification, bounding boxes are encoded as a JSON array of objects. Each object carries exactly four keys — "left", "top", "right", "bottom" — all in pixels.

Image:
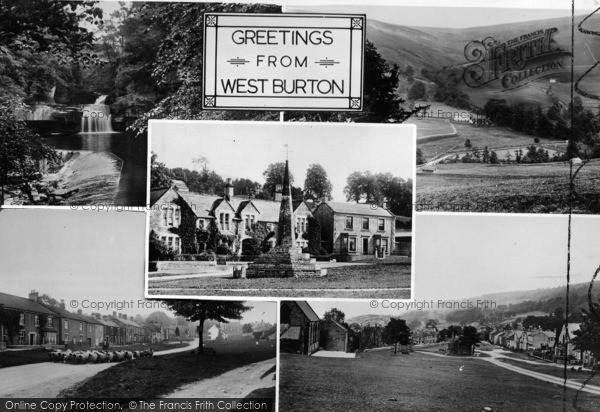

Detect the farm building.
[
  {"left": 312, "top": 201, "right": 397, "bottom": 260},
  {"left": 280, "top": 301, "right": 322, "bottom": 355},
  {"left": 321, "top": 318, "right": 349, "bottom": 352},
  {"left": 207, "top": 324, "right": 228, "bottom": 341},
  {"left": 149, "top": 179, "right": 313, "bottom": 255}
]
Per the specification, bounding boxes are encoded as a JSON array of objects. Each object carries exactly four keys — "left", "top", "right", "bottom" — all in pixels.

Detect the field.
[
  {"left": 58, "top": 339, "right": 276, "bottom": 399},
  {"left": 404, "top": 118, "right": 457, "bottom": 140},
  {"left": 279, "top": 351, "right": 600, "bottom": 411},
  {"left": 417, "top": 123, "right": 561, "bottom": 162},
  {"left": 147, "top": 262, "right": 411, "bottom": 299},
  {"left": 417, "top": 160, "right": 600, "bottom": 213}
]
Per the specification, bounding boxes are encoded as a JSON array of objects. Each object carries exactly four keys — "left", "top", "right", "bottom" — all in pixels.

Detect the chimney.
[
  {"left": 103, "top": 315, "right": 108, "bottom": 321},
  {"left": 77, "top": 309, "right": 82, "bottom": 315},
  {"left": 60, "top": 299, "right": 66, "bottom": 310},
  {"left": 113, "top": 311, "right": 117, "bottom": 317},
  {"left": 224, "top": 178, "right": 234, "bottom": 200},
  {"left": 275, "top": 183, "right": 283, "bottom": 202},
  {"left": 96, "top": 313, "right": 101, "bottom": 320},
  {"left": 28, "top": 290, "right": 39, "bottom": 302}
]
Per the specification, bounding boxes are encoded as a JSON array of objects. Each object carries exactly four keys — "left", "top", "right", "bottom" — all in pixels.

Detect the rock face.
[{"left": 246, "top": 160, "right": 326, "bottom": 278}]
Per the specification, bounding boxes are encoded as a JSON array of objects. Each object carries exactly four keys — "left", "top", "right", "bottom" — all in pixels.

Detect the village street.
[
  {"left": 0, "top": 339, "right": 198, "bottom": 398},
  {"left": 162, "top": 358, "right": 276, "bottom": 398}
]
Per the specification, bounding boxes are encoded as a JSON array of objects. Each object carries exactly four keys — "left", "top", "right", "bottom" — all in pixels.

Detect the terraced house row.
[{"left": 0, "top": 291, "right": 164, "bottom": 349}]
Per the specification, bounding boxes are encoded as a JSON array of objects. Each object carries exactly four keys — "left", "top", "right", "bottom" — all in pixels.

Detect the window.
[
  {"left": 378, "top": 218, "right": 385, "bottom": 231},
  {"left": 349, "top": 237, "right": 357, "bottom": 252},
  {"left": 18, "top": 331, "right": 25, "bottom": 345},
  {"left": 161, "top": 236, "right": 166, "bottom": 243},
  {"left": 34, "top": 315, "right": 39, "bottom": 327},
  {"left": 296, "top": 216, "right": 307, "bottom": 233},
  {"left": 245, "top": 214, "right": 255, "bottom": 231},
  {"left": 220, "top": 213, "right": 230, "bottom": 231},
  {"left": 362, "top": 218, "right": 369, "bottom": 230},
  {"left": 161, "top": 207, "right": 167, "bottom": 226},
  {"left": 64, "top": 333, "right": 69, "bottom": 344},
  {"left": 19, "top": 313, "right": 24, "bottom": 326},
  {"left": 79, "top": 322, "right": 83, "bottom": 331},
  {"left": 345, "top": 216, "right": 353, "bottom": 229},
  {"left": 197, "top": 219, "right": 204, "bottom": 229},
  {"left": 174, "top": 207, "right": 180, "bottom": 227},
  {"left": 168, "top": 208, "right": 173, "bottom": 226},
  {"left": 167, "top": 237, "right": 173, "bottom": 248},
  {"left": 48, "top": 317, "right": 53, "bottom": 327},
  {"left": 88, "top": 325, "right": 92, "bottom": 333},
  {"left": 174, "top": 237, "right": 180, "bottom": 253},
  {"left": 65, "top": 320, "right": 69, "bottom": 329}
]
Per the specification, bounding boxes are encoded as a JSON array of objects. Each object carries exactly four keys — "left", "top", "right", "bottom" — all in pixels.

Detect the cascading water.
[{"left": 80, "top": 95, "right": 114, "bottom": 133}]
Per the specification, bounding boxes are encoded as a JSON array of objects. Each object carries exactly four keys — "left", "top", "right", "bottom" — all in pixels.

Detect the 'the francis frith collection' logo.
[{"left": 463, "top": 28, "right": 571, "bottom": 90}]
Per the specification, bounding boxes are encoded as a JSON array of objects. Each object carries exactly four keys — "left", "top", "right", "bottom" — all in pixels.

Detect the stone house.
[
  {"left": 0, "top": 291, "right": 59, "bottom": 347},
  {"left": 149, "top": 179, "right": 313, "bottom": 256},
  {"left": 312, "top": 201, "right": 397, "bottom": 259},
  {"left": 321, "top": 318, "right": 349, "bottom": 352},
  {"left": 280, "top": 301, "right": 322, "bottom": 355},
  {"left": 40, "top": 302, "right": 90, "bottom": 348},
  {"left": 109, "top": 312, "right": 143, "bottom": 344},
  {"left": 208, "top": 324, "right": 227, "bottom": 340},
  {"left": 527, "top": 329, "right": 555, "bottom": 351},
  {"left": 85, "top": 313, "right": 105, "bottom": 347}
]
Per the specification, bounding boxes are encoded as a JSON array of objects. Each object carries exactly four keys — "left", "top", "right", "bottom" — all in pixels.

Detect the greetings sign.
[{"left": 202, "top": 13, "right": 365, "bottom": 111}]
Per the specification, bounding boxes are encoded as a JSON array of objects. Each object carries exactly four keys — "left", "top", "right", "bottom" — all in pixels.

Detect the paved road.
[
  {"left": 417, "top": 348, "right": 600, "bottom": 396},
  {"left": 0, "top": 340, "right": 197, "bottom": 398}
]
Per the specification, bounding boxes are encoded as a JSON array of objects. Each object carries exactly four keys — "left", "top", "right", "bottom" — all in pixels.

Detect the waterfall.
[{"left": 80, "top": 95, "right": 114, "bottom": 133}]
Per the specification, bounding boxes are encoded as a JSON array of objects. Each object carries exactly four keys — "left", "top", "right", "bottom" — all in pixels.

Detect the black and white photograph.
[
  {"left": 278, "top": 213, "right": 600, "bottom": 411},
  {"left": 147, "top": 121, "right": 414, "bottom": 299},
  {"left": 0, "top": 208, "right": 276, "bottom": 405}
]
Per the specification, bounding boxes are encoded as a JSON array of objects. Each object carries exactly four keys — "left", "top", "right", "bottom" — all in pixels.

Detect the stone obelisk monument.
[{"left": 246, "top": 155, "right": 326, "bottom": 278}]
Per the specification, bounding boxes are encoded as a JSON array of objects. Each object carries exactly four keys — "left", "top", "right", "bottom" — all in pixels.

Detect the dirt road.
[
  {"left": 0, "top": 340, "right": 197, "bottom": 398},
  {"left": 162, "top": 358, "right": 276, "bottom": 398}
]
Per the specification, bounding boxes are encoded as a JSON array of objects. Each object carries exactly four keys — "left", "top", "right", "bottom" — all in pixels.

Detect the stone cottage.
[{"left": 280, "top": 301, "right": 322, "bottom": 355}]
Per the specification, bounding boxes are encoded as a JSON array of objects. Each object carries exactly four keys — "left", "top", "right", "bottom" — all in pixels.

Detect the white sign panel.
[{"left": 203, "top": 13, "right": 365, "bottom": 111}]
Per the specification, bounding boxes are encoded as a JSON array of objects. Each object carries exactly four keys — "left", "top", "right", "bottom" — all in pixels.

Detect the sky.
[
  {"left": 0, "top": 209, "right": 276, "bottom": 324},
  {"left": 93, "top": 1, "right": 597, "bottom": 32},
  {"left": 151, "top": 121, "right": 415, "bottom": 202},
  {"left": 414, "top": 214, "right": 600, "bottom": 301}
]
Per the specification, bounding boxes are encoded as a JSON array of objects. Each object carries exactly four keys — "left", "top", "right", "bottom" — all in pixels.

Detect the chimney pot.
[
  {"left": 28, "top": 291, "right": 39, "bottom": 302},
  {"left": 77, "top": 309, "right": 82, "bottom": 315}
]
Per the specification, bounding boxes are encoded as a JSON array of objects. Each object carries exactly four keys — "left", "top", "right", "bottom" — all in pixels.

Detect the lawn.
[
  {"left": 279, "top": 351, "right": 600, "bottom": 411},
  {"left": 147, "top": 263, "right": 411, "bottom": 299},
  {"left": 417, "top": 160, "right": 600, "bottom": 213},
  {"left": 404, "top": 118, "right": 457, "bottom": 139},
  {"left": 0, "top": 348, "right": 48, "bottom": 368},
  {"left": 58, "top": 339, "right": 276, "bottom": 399}
]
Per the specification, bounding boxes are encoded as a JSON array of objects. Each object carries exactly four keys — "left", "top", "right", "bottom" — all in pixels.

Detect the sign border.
[{"left": 202, "top": 12, "right": 366, "bottom": 111}]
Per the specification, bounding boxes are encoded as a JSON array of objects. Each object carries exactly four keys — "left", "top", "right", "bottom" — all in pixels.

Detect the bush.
[
  {"left": 534, "top": 137, "right": 540, "bottom": 143},
  {"left": 216, "top": 244, "right": 233, "bottom": 255}
]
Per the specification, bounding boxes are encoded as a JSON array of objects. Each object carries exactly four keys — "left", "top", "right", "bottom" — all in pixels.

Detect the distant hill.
[
  {"left": 365, "top": 15, "right": 600, "bottom": 109},
  {"left": 348, "top": 281, "right": 598, "bottom": 328}
]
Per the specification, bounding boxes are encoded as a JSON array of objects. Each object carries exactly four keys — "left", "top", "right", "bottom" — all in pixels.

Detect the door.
[
  {"left": 374, "top": 237, "right": 381, "bottom": 257},
  {"left": 340, "top": 234, "right": 349, "bottom": 254},
  {"left": 362, "top": 238, "right": 369, "bottom": 255},
  {"left": 382, "top": 239, "right": 389, "bottom": 257},
  {"left": 29, "top": 333, "right": 35, "bottom": 346}
]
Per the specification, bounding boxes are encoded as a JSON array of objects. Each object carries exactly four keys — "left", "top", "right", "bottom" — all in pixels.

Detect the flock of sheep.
[{"left": 47, "top": 348, "right": 154, "bottom": 364}]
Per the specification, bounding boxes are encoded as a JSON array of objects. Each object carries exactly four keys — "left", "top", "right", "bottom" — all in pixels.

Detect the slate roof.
[
  {"left": 179, "top": 193, "right": 222, "bottom": 218},
  {"left": 280, "top": 325, "right": 301, "bottom": 340},
  {"left": 0, "top": 292, "right": 56, "bottom": 315},
  {"left": 294, "top": 301, "right": 321, "bottom": 322},
  {"left": 38, "top": 303, "right": 90, "bottom": 322},
  {"left": 318, "top": 201, "right": 394, "bottom": 218},
  {"left": 149, "top": 187, "right": 170, "bottom": 206}
]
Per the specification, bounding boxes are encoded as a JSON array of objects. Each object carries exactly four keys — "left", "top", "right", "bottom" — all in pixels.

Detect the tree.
[
  {"left": 304, "top": 216, "right": 322, "bottom": 254},
  {"left": 489, "top": 151, "right": 499, "bottom": 164},
  {"left": 304, "top": 164, "right": 333, "bottom": 201},
  {"left": 0, "top": 102, "right": 57, "bottom": 205},
  {"left": 175, "top": 326, "right": 182, "bottom": 344},
  {"left": 242, "top": 323, "right": 253, "bottom": 334},
  {"left": 323, "top": 308, "right": 345, "bottom": 323},
  {"left": 343, "top": 171, "right": 412, "bottom": 216},
  {"left": 150, "top": 153, "right": 172, "bottom": 189},
  {"left": 261, "top": 162, "right": 294, "bottom": 200},
  {"left": 458, "top": 326, "right": 481, "bottom": 355},
  {"left": 416, "top": 148, "right": 426, "bottom": 165},
  {"left": 405, "top": 64, "right": 414, "bottom": 76},
  {"left": 382, "top": 318, "right": 411, "bottom": 354},
  {"left": 464, "top": 138, "right": 472, "bottom": 148},
  {"left": 161, "top": 300, "right": 251, "bottom": 353},
  {"left": 572, "top": 292, "right": 600, "bottom": 363},
  {"left": 408, "top": 81, "right": 427, "bottom": 101},
  {"left": 0, "top": 307, "right": 21, "bottom": 345}
]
